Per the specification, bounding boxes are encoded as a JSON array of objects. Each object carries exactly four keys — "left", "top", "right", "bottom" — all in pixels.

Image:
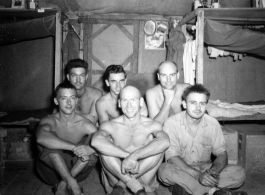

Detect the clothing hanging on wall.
[{"left": 183, "top": 38, "right": 196, "bottom": 85}]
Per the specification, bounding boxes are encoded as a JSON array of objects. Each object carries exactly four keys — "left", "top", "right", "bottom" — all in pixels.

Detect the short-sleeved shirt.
[{"left": 164, "top": 111, "right": 227, "bottom": 166}]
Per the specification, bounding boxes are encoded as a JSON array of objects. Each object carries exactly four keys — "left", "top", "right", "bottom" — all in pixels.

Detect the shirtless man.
[
  {"left": 92, "top": 86, "right": 170, "bottom": 195},
  {"left": 146, "top": 61, "right": 190, "bottom": 124},
  {"left": 96, "top": 65, "right": 148, "bottom": 124},
  {"left": 36, "top": 82, "right": 98, "bottom": 195},
  {"left": 65, "top": 58, "right": 103, "bottom": 124}
]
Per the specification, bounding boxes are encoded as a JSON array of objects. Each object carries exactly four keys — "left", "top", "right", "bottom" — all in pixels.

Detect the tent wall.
[
  {"left": 203, "top": 46, "right": 265, "bottom": 103},
  {"left": 0, "top": 37, "right": 54, "bottom": 111}
]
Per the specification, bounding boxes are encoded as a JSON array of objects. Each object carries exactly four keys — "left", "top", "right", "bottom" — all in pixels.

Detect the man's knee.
[
  {"left": 231, "top": 165, "right": 246, "bottom": 186},
  {"left": 158, "top": 163, "right": 173, "bottom": 179}
]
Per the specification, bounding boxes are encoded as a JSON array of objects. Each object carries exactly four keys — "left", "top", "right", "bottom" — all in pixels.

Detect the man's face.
[
  {"left": 67, "top": 68, "right": 87, "bottom": 90},
  {"left": 182, "top": 92, "right": 207, "bottom": 120},
  {"left": 106, "top": 73, "right": 127, "bottom": 95},
  {"left": 54, "top": 88, "right": 77, "bottom": 115},
  {"left": 157, "top": 63, "right": 178, "bottom": 90},
  {"left": 119, "top": 89, "right": 142, "bottom": 119}
]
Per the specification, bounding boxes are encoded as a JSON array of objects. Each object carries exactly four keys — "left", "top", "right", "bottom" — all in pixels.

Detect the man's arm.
[
  {"left": 36, "top": 118, "right": 75, "bottom": 151},
  {"left": 209, "top": 151, "right": 228, "bottom": 175},
  {"left": 139, "top": 100, "right": 148, "bottom": 117},
  {"left": 96, "top": 99, "right": 110, "bottom": 124},
  {"left": 128, "top": 124, "right": 170, "bottom": 161},
  {"left": 91, "top": 122, "right": 130, "bottom": 158},
  {"left": 72, "top": 122, "right": 98, "bottom": 158},
  {"left": 88, "top": 91, "right": 103, "bottom": 124},
  {"left": 146, "top": 89, "right": 174, "bottom": 124}
]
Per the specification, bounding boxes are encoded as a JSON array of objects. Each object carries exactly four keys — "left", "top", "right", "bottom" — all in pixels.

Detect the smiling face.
[
  {"left": 54, "top": 88, "right": 77, "bottom": 115},
  {"left": 118, "top": 86, "right": 143, "bottom": 119},
  {"left": 182, "top": 92, "right": 207, "bottom": 120},
  {"left": 106, "top": 73, "right": 127, "bottom": 95},
  {"left": 67, "top": 68, "right": 88, "bottom": 90},
  {"left": 157, "top": 61, "right": 179, "bottom": 90}
]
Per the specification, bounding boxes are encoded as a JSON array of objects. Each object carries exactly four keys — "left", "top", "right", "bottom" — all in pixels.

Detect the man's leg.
[
  {"left": 48, "top": 153, "right": 83, "bottom": 195},
  {"left": 132, "top": 153, "right": 164, "bottom": 192},
  {"left": 217, "top": 165, "right": 246, "bottom": 189},
  {"left": 158, "top": 163, "right": 210, "bottom": 195},
  {"left": 100, "top": 154, "right": 144, "bottom": 193}
]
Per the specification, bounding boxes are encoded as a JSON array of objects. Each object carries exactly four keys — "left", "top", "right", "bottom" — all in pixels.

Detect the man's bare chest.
[{"left": 76, "top": 97, "right": 93, "bottom": 113}]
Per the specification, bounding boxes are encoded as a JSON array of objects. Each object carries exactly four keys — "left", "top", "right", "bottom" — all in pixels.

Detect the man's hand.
[
  {"left": 198, "top": 170, "right": 219, "bottom": 187},
  {"left": 72, "top": 145, "right": 94, "bottom": 160},
  {"left": 162, "top": 88, "right": 175, "bottom": 105},
  {"left": 121, "top": 156, "right": 139, "bottom": 175}
]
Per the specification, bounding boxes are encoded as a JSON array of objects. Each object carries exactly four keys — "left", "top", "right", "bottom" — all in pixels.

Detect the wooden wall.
[
  {"left": 203, "top": 46, "right": 265, "bottom": 103},
  {"left": 0, "top": 37, "right": 54, "bottom": 111}
]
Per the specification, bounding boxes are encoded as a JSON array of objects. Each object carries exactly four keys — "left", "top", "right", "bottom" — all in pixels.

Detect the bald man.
[
  {"left": 146, "top": 61, "right": 190, "bottom": 124},
  {"left": 92, "top": 86, "right": 170, "bottom": 195}
]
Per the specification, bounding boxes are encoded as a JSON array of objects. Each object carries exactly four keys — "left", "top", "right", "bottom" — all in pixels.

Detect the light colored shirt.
[{"left": 163, "top": 111, "right": 227, "bottom": 166}]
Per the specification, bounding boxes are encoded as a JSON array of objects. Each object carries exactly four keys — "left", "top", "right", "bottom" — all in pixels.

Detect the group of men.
[{"left": 36, "top": 59, "right": 247, "bottom": 195}]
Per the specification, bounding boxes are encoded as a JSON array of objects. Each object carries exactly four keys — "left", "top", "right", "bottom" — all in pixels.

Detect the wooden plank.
[
  {"left": 179, "top": 9, "right": 198, "bottom": 26},
  {"left": 116, "top": 24, "right": 133, "bottom": 41},
  {"left": 79, "top": 23, "right": 84, "bottom": 60},
  {"left": 196, "top": 10, "right": 204, "bottom": 84},
  {"left": 132, "top": 20, "right": 139, "bottom": 73},
  {"left": 85, "top": 23, "right": 93, "bottom": 86},
  {"left": 54, "top": 12, "right": 62, "bottom": 88},
  {"left": 78, "top": 14, "right": 173, "bottom": 22},
  {"left": 91, "top": 24, "right": 111, "bottom": 39}
]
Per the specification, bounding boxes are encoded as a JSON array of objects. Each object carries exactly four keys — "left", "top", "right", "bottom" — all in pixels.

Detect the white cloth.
[{"left": 183, "top": 39, "right": 196, "bottom": 85}]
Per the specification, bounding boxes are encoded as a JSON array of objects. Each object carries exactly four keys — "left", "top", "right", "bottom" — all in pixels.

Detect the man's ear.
[
  {"left": 54, "top": 98, "right": 58, "bottom": 105},
  {"left": 85, "top": 73, "right": 89, "bottom": 81},
  {"left": 124, "top": 78, "right": 127, "bottom": 85},
  {"left": 157, "top": 72, "right": 160, "bottom": 81},
  {"left": 177, "top": 72, "right": 180, "bottom": 80},
  {"left": 105, "top": 80, "right": 110, "bottom": 87},
  {"left": 182, "top": 100, "right": 187, "bottom": 109},
  {"left": 66, "top": 74, "right": 70, "bottom": 81},
  {"left": 118, "top": 99, "right": 121, "bottom": 108},
  {"left": 140, "top": 97, "right": 144, "bottom": 107}
]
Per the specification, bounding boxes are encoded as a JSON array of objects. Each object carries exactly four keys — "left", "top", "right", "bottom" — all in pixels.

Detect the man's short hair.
[
  {"left": 65, "top": 59, "right": 88, "bottom": 75},
  {"left": 104, "top": 65, "right": 127, "bottom": 80},
  {"left": 54, "top": 81, "right": 76, "bottom": 98},
  {"left": 182, "top": 84, "right": 210, "bottom": 102},
  {"left": 158, "top": 61, "right": 178, "bottom": 73}
]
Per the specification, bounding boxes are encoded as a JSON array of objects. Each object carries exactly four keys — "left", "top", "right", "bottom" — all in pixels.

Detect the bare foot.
[
  {"left": 67, "top": 179, "right": 82, "bottom": 195},
  {"left": 55, "top": 181, "right": 68, "bottom": 195}
]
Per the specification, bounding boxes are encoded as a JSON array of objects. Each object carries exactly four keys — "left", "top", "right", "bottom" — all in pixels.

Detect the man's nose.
[
  {"left": 67, "top": 98, "right": 71, "bottom": 105},
  {"left": 166, "top": 75, "right": 171, "bottom": 82}
]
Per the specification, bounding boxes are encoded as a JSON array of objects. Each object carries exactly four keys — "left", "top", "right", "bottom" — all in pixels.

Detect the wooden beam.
[
  {"left": 196, "top": 10, "right": 204, "bottom": 84},
  {"left": 54, "top": 12, "right": 62, "bottom": 88}
]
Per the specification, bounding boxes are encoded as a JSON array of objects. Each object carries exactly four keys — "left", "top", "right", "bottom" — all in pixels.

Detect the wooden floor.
[{"left": 0, "top": 161, "right": 264, "bottom": 195}]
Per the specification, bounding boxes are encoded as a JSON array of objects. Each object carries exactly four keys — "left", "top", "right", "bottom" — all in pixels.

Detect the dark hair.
[
  {"left": 65, "top": 59, "right": 88, "bottom": 75},
  {"left": 54, "top": 81, "right": 76, "bottom": 98},
  {"left": 158, "top": 61, "right": 178, "bottom": 73},
  {"left": 104, "top": 65, "right": 126, "bottom": 80},
  {"left": 182, "top": 84, "right": 210, "bottom": 102}
]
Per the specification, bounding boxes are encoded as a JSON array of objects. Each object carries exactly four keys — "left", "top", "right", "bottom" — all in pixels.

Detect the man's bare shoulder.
[
  {"left": 97, "top": 92, "right": 112, "bottom": 105},
  {"left": 85, "top": 86, "right": 103, "bottom": 98},
  {"left": 39, "top": 114, "right": 57, "bottom": 126},
  {"left": 140, "top": 116, "right": 162, "bottom": 129},
  {"left": 146, "top": 85, "right": 161, "bottom": 97},
  {"left": 176, "top": 83, "right": 191, "bottom": 90}
]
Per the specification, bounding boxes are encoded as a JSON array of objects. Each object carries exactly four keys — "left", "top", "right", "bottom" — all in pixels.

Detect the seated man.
[
  {"left": 36, "top": 82, "right": 98, "bottom": 195},
  {"left": 146, "top": 61, "right": 190, "bottom": 124},
  {"left": 92, "top": 86, "right": 170, "bottom": 195},
  {"left": 96, "top": 65, "right": 148, "bottom": 124},
  {"left": 158, "top": 84, "right": 247, "bottom": 195},
  {"left": 65, "top": 58, "right": 103, "bottom": 125}
]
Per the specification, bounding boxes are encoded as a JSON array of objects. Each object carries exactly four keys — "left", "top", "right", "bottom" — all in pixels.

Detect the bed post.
[
  {"left": 196, "top": 10, "right": 204, "bottom": 84},
  {"left": 55, "top": 12, "right": 62, "bottom": 88}
]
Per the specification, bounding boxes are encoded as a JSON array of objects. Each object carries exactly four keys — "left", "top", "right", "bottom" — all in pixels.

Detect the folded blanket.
[{"left": 207, "top": 100, "right": 259, "bottom": 118}]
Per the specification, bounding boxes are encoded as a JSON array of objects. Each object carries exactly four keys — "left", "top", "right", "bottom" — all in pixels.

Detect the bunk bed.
[
  {"left": 0, "top": 8, "right": 61, "bottom": 126},
  {"left": 179, "top": 8, "right": 265, "bottom": 121}
]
